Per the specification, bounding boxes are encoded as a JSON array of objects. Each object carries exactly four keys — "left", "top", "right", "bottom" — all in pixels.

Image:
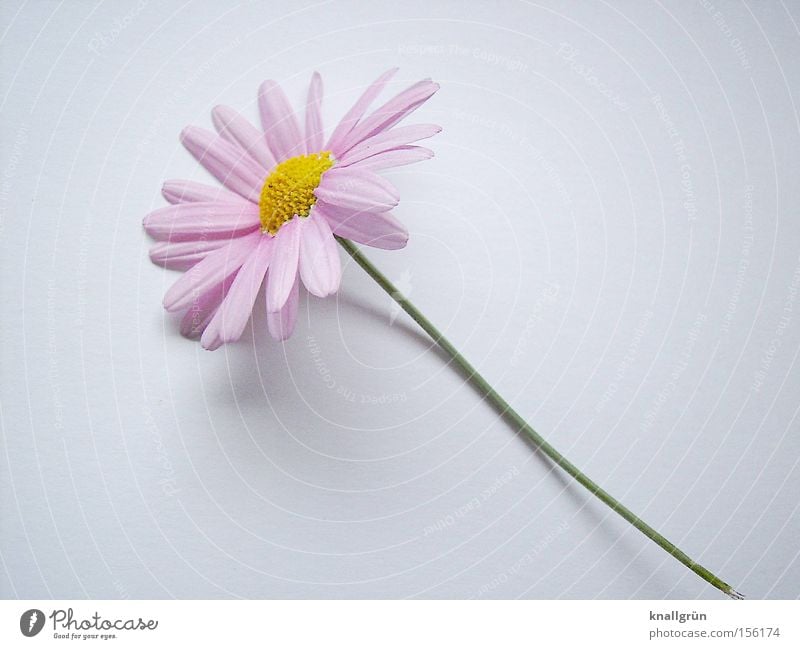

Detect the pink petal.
[
  {"left": 258, "top": 80, "right": 304, "bottom": 162},
  {"left": 162, "top": 179, "right": 246, "bottom": 204},
  {"left": 149, "top": 238, "right": 230, "bottom": 271},
  {"left": 348, "top": 145, "right": 434, "bottom": 172},
  {"left": 338, "top": 124, "right": 441, "bottom": 167},
  {"left": 201, "top": 236, "right": 273, "bottom": 348},
  {"left": 212, "top": 105, "right": 275, "bottom": 171},
  {"left": 181, "top": 126, "right": 264, "bottom": 202},
  {"left": 338, "top": 79, "right": 439, "bottom": 154},
  {"left": 200, "top": 331, "right": 224, "bottom": 351},
  {"left": 316, "top": 202, "right": 408, "bottom": 250},
  {"left": 299, "top": 211, "right": 340, "bottom": 297},
  {"left": 314, "top": 168, "right": 399, "bottom": 212},
  {"left": 304, "top": 72, "right": 324, "bottom": 154},
  {"left": 265, "top": 216, "right": 301, "bottom": 312},
  {"left": 163, "top": 233, "right": 260, "bottom": 312},
  {"left": 267, "top": 274, "right": 299, "bottom": 341},
  {"left": 180, "top": 274, "right": 237, "bottom": 340},
  {"left": 326, "top": 68, "right": 398, "bottom": 155},
  {"left": 143, "top": 202, "right": 261, "bottom": 242}
]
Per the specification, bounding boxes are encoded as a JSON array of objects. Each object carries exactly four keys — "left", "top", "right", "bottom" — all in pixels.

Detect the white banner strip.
[{"left": 1, "top": 600, "right": 796, "bottom": 648}]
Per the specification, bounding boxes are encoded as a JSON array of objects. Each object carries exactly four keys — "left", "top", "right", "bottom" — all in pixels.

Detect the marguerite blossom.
[
  {"left": 143, "top": 69, "right": 440, "bottom": 349},
  {"left": 140, "top": 70, "right": 744, "bottom": 600}
]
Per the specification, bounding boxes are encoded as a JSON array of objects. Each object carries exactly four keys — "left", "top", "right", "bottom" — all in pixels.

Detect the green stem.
[{"left": 337, "top": 236, "right": 742, "bottom": 600}]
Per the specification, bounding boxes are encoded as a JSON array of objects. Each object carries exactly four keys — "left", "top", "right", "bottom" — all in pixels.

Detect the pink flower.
[{"left": 144, "top": 69, "right": 440, "bottom": 350}]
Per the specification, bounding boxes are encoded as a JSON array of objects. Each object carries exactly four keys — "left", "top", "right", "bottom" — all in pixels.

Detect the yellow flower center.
[{"left": 258, "top": 151, "right": 334, "bottom": 235}]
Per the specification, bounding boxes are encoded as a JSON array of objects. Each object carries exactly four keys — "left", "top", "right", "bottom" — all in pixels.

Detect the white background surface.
[{"left": 1, "top": 0, "right": 799, "bottom": 599}]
